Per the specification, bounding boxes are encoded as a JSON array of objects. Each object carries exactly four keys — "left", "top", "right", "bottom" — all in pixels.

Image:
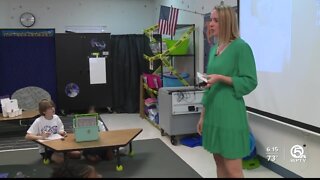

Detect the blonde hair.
[
  {"left": 214, "top": 5, "right": 239, "bottom": 45},
  {"left": 38, "top": 99, "right": 55, "bottom": 116}
]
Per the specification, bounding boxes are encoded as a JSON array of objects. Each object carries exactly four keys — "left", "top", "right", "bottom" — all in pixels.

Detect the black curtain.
[{"left": 110, "top": 35, "right": 154, "bottom": 113}]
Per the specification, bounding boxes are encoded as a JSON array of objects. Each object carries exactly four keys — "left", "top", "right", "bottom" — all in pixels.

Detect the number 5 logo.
[{"left": 290, "top": 145, "right": 304, "bottom": 159}]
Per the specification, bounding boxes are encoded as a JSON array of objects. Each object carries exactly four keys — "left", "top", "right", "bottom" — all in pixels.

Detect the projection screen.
[{"left": 239, "top": 0, "right": 320, "bottom": 132}]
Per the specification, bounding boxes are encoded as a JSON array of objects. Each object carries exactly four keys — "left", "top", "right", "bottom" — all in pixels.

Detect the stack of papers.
[
  {"left": 38, "top": 134, "right": 63, "bottom": 142},
  {"left": 197, "top": 72, "right": 208, "bottom": 83}
]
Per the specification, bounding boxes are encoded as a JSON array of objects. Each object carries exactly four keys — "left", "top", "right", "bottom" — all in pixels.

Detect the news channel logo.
[{"left": 290, "top": 145, "right": 307, "bottom": 163}]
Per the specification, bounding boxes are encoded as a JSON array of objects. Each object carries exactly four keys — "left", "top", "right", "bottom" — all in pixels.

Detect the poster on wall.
[{"left": 89, "top": 57, "right": 107, "bottom": 84}]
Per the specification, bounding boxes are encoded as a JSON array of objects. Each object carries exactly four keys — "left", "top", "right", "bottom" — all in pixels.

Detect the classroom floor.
[{"left": 100, "top": 113, "right": 283, "bottom": 178}]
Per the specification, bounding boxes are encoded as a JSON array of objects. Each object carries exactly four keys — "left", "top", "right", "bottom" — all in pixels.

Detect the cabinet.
[
  {"left": 139, "top": 24, "right": 196, "bottom": 135},
  {"left": 158, "top": 87, "right": 204, "bottom": 145},
  {"left": 55, "top": 33, "right": 112, "bottom": 113}
]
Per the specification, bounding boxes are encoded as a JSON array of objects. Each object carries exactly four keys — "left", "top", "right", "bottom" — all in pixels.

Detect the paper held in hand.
[{"left": 197, "top": 72, "right": 208, "bottom": 83}]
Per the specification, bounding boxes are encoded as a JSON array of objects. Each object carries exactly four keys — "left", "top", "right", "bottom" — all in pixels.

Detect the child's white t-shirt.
[{"left": 27, "top": 115, "right": 64, "bottom": 153}]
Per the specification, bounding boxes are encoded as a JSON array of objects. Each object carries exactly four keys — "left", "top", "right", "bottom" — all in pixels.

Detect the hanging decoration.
[{"left": 143, "top": 24, "right": 194, "bottom": 87}]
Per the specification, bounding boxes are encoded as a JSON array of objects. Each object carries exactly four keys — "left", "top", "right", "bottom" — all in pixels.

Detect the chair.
[{"left": 11, "top": 86, "right": 51, "bottom": 111}]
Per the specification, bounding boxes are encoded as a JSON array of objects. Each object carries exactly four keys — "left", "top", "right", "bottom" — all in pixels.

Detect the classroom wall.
[
  {"left": 0, "top": 0, "right": 155, "bottom": 34},
  {"left": 249, "top": 114, "right": 320, "bottom": 177}
]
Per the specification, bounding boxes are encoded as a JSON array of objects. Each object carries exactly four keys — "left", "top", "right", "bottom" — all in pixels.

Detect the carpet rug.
[{"left": 0, "top": 138, "right": 202, "bottom": 178}]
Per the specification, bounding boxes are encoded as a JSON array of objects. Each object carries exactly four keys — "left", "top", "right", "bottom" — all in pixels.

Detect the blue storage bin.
[
  {"left": 243, "top": 132, "right": 257, "bottom": 160},
  {"left": 163, "top": 72, "right": 189, "bottom": 87},
  {"left": 180, "top": 135, "right": 202, "bottom": 147}
]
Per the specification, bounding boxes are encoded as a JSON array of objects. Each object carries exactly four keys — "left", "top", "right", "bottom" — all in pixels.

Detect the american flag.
[{"left": 158, "top": 6, "right": 179, "bottom": 36}]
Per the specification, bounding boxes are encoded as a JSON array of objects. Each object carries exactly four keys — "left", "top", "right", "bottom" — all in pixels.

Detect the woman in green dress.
[{"left": 197, "top": 5, "right": 258, "bottom": 178}]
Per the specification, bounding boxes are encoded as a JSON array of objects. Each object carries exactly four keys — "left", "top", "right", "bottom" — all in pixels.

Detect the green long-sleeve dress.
[{"left": 201, "top": 38, "right": 258, "bottom": 159}]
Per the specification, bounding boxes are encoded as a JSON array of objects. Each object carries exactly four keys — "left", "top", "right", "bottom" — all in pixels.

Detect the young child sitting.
[
  {"left": 25, "top": 99, "right": 81, "bottom": 164},
  {"left": 82, "top": 105, "right": 114, "bottom": 163}
]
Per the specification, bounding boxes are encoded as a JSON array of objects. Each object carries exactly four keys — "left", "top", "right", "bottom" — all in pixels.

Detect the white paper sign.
[
  {"left": 197, "top": 72, "right": 208, "bottom": 83},
  {"left": 89, "top": 57, "right": 107, "bottom": 84}
]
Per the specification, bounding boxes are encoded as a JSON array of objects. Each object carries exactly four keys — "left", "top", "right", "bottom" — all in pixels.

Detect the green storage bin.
[
  {"left": 73, "top": 113, "right": 99, "bottom": 142},
  {"left": 163, "top": 38, "right": 189, "bottom": 55},
  {"left": 242, "top": 156, "right": 260, "bottom": 170}
]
